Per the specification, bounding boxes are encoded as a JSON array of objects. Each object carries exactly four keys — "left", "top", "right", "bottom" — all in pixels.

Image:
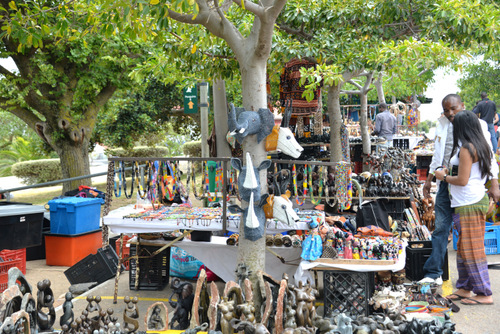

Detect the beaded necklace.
[
  {"left": 308, "top": 165, "right": 323, "bottom": 205},
  {"left": 113, "top": 163, "right": 122, "bottom": 198},
  {"left": 133, "top": 161, "right": 147, "bottom": 199},
  {"left": 185, "top": 162, "right": 191, "bottom": 198},
  {"left": 190, "top": 161, "right": 204, "bottom": 201},
  {"left": 322, "top": 166, "right": 336, "bottom": 206},
  {"left": 160, "top": 161, "right": 175, "bottom": 201},
  {"left": 121, "top": 161, "right": 134, "bottom": 199},
  {"left": 205, "top": 162, "right": 218, "bottom": 202},
  {"left": 147, "top": 161, "right": 159, "bottom": 209},
  {"left": 292, "top": 164, "right": 305, "bottom": 206}
]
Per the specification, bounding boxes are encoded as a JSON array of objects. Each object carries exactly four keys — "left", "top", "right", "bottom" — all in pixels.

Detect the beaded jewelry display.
[
  {"left": 335, "top": 161, "right": 351, "bottom": 210},
  {"left": 322, "top": 166, "right": 336, "bottom": 206},
  {"left": 133, "top": 161, "right": 147, "bottom": 199},
  {"left": 113, "top": 162, "right": 122, "bottom": 198},
  {"left": 147, "top": 160, "right": 159, "bottom": 209},
  {"left": 189, "top": 161, "right": 204, "bottom": 201},
  {"left": 204, "top": 161, "right": 218, "bottom": 202},
  {"left": 308, "top": 165, "right": 323, "bottom": 205},
  {"left": 292, "top": 164, "right": 305, "bottom": 206},
  {"left": 121, "top": 161, "right": 134, "bottom": 199}
]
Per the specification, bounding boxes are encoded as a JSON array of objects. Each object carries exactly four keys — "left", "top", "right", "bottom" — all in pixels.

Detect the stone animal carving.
[
  {"left": 231, "top": 153, "right": 272, "bottom": 202},
  {"left": 36, "top": 279, "right": 55, "bottom": 331},
  {"left": 227, "top": 103, "right": 274, "bottom": 144},
  {"left": 228, "top": 193, "right": 269, "bottom": 241},
  {"left": 169, "top": 278, "right": 194, "bottom": 330},
  {"left": 265, "top": 99, "right": 303, "bottom": 158},
  {"left": 262, "top": 192, "right": 300, "bottom": 226}
]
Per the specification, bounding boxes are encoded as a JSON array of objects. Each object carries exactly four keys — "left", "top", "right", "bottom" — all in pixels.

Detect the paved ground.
[{"left": 17, "top": 242, "right": 500, "bottom": 333}]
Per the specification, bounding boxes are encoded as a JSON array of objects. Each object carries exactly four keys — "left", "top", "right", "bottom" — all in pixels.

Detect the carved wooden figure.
[
  {"left": 60, "top": 292, "right": 74, "bottom": 328},
  {"left": 169, "top": 279, "right": 194, "bottom": 330},
  {"left": 36, "top": 279, "right": 55, "bottom": 331}
]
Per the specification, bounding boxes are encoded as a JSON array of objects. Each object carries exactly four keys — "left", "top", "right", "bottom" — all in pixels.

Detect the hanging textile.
[
  {"left": 407, "top": 106, "right": 418, "bottom": 126},
  {"left": 279, "top": 59, "right": 321, "bottom": 116},
  {"left": 340, "top": 123, "right": 350, "bottom": 164}
]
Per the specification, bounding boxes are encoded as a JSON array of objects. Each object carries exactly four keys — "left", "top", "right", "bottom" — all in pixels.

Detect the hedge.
[
  {"left": 182, "top": 141, "right": 201, "bottom": 157},
  {"left": 11, "top": 159, "right": 63, "bottom": 185},
  {"left": 106, "top": 146, "right": 170, "bottom": 158}
]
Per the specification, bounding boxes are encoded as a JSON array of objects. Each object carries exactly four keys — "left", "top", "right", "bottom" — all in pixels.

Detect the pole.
[{"left": 200, "top": 82, "right": 210, "bottom": 158}]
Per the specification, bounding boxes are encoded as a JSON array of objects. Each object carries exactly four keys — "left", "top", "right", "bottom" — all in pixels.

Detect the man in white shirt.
[{"left": 419, "top": 94, "right": 500, "bottom": 285}]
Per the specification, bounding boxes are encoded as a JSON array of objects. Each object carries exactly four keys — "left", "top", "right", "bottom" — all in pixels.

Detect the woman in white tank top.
[{"left": 434, "top": 110, "right": 494, "bottom": 306}]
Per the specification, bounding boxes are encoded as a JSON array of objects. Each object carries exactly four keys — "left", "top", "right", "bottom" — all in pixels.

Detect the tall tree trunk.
[
  {"left": 374, "top": 72, "right": 386, "bottom": 104},
  {"left": 55, "top": 140, "right": 92, "bottom": 193},
  {"left": 360, "top": 92, "right": 371, "bottom": 154},
  {"left": 213, "top": 78, "right": 232, "bottom": 158},
  {"left": 328, "top": 84, "right": 343, "bottom": 163},
  {"left": 238, "top": 59, "right": 268, "bottom": 279}
]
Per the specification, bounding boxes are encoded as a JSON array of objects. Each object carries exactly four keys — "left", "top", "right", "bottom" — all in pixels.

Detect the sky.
[{"left": 419, "top": 67, "right": 461, "bottom": 122}]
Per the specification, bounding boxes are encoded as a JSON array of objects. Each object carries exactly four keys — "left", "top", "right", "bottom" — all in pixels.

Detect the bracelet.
[{"left": 443, "top": 174, "right": 447, "bottom": 183}]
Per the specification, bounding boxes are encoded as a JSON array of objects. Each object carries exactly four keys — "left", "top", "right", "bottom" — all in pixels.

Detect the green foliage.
[
  {"left": 105, "top": 146, "right": 170, "bottom": 158},
  {"left": 11, "top": 159, "right": 62, "bottom": 185},
  {"left": 0, "top": 136, "right": 57, "bottom": 176},
  {"left": 419, "top": 120, "right": 436, "bottom": 134},
  {"left": 457, "top": 60, "right": 500, "bottom": 109},
  {"left": 182, "top": 141, "right": 201, "bottom": 157},
  {"left": 93, "top": 79, "right": 198, "bottom": 149}
]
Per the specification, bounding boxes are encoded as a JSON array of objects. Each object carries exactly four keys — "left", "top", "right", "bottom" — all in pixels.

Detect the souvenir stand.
[{"left": 102, "top": 156, "right": 327, "bottom": 304}]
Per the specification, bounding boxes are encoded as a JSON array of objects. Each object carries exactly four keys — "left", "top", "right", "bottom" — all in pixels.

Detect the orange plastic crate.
[
  {"left": 114, "top": 235, "right": 132, "bottom": 270},
  {"left": 45, "top": 229, "right": 102, "bottom": 267},
  {"left": 0, "top": 248, "right": 26, "bottom": 293}
]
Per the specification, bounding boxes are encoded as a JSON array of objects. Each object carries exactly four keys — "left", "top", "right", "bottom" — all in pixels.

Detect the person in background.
[
  {"left": 434, "top": 110, "right": 494, "bottom": 306},
  {"left": 473, "top": 92, "right": 498, "bottom": 152},
  {"left": 372, "top": 102, "right": 397, "bottom": 146},
  {"left": 419, "top": 94, "right": 500, "bottom": 286}
]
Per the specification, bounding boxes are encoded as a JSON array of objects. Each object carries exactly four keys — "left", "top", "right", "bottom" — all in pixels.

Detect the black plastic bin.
[
  {"left": 405, "top": 240, "right": 449, "bottom": 281},
  {"left": 129, "top": 244, "right": 170, "bottom": 291},
  {"left": 0, "top": 202, "right": 45, "bottom": 251},
  {"left": 64, "top": 245, "right": 123, "bottom": 285},
  {"left": 323, "top": 270, "right": 375, "bottom": 317}
]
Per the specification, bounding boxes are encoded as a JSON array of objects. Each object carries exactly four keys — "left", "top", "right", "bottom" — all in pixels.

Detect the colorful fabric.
[
  {"left": 279, "top": 59, "right": 321, "bottom": 116},
  {"left": 335, "top": 161, "right": 351, "bottom": 210},
  {"left": 340, "top": 123, "right": 350, "bottom": 163},
  {"left": 454, "top": 194, "right": 492, "bottom": 296}
]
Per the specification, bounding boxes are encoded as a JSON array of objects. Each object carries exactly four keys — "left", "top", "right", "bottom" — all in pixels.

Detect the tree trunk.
[
  {"left": 327, "top": 84, "right": 344, "bottom": 163},
  {"left": 55, "top": 139, "right": 92, "bottom": 194},
  {"left": 237, "top": 59, "right": 268, "bottom": 279},
  {"left": 374, "top": 72, "right": 386, "bottom": 104},
  {"left": 359, "top": 92, "right": 371, "bottom": 154},
  {"left": 213, "top": 78, "right": 232, "bottom": 158}
]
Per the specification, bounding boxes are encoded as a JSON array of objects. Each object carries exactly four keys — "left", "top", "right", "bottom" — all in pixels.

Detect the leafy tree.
[
  {"left": 0, "top": 1, "right": 149, "bottom": 192},
  {"left": 93, "top": 79, "right": 199, "bottom": 150},
  {"left": 0, "top": 136, "right": 56, "bottom": 176},
  {"left": 457, "top": 60, "right": 500, "bottom": 109},
  {"left": 419, "top": 120, "right": 436, "bottom": 134}
]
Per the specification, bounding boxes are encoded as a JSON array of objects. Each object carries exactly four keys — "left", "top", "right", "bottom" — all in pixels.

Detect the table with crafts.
[{"left": 103, "top": 205, "right": 322, "bottom": 302}]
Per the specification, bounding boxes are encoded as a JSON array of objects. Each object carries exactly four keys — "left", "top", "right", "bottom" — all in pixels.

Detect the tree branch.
[
  {"left": 0, "top": 64, "right": 15, "bottom": 78},
  {"left": 232, "top": 0, "right": 264, "bottom": 18},
  {"left": 95, "top": 84, "right": 117, "bottom": 109},
  {"left": 276, "top": 22, "right": 314, "bottom": 41},
  {"left": 347, "top": 79, "right": 363, "bottom": 90},
  {"left": 0, "top": 98, "right": 42, "bottom": 130},
  {"left": 341, "top": 90, "right": 361, "bottom": 95}
]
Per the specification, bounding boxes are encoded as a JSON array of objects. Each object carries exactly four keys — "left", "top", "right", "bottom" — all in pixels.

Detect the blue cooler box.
[{"left": 48, "top": 197, "right": 104, "bottom": 235}]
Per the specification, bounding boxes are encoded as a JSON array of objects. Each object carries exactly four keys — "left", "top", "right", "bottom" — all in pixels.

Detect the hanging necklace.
[
  {"left": 113, "top": 163, "right": 122, "bottom": 198},
  {"left": 309, "top": 165, "right": 323, "bottom": 205},
  {"left": 205, "top": 161, "right": 217, "bottom": 202},
  {"left": 292, "top": 164, "right": 305, "bottom": 206},
  {"left": 122, "top": 161, "right": 134, "bottom": 199},
  {"left": 322, "top": 166, "right": 336, "bottom": 206},
  {"left": 134, "top": 161, "right": 147, "bottom": 199},
  {"left": 191, "top": 161, "right": 204, "bottom": 201},
  {"left": 147, "top": 160, "right": 159, "bottom": 208}
]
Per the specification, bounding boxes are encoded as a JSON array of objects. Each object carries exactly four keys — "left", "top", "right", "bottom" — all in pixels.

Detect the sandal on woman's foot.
[
  {"left": 446, "top": 293, "right": 467, "bottom": 301},
  {"left": 460, "top": 297, "right": 494, "bottom": 306}
]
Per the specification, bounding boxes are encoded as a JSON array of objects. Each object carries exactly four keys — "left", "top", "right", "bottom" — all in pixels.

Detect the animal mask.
[
  {"left": 227, "top": 103, "right": 274, "bottom": 144},
  {"left": 228, "top": 194, "right": 269, "bottom": 241},
  {"left": 231, "top": 154, "right": 272, "bottom": 202}
]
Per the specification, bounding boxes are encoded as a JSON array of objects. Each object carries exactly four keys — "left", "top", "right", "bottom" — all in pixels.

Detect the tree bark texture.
[
  {"left": 213, "top": 78, "right": 232, "bottom": 158},
  {"left": 327, "top": 84, "right": 343, "bottom": 163},
  {"left": 55, "top": 140, "right": 92, "bottom": 193}
]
